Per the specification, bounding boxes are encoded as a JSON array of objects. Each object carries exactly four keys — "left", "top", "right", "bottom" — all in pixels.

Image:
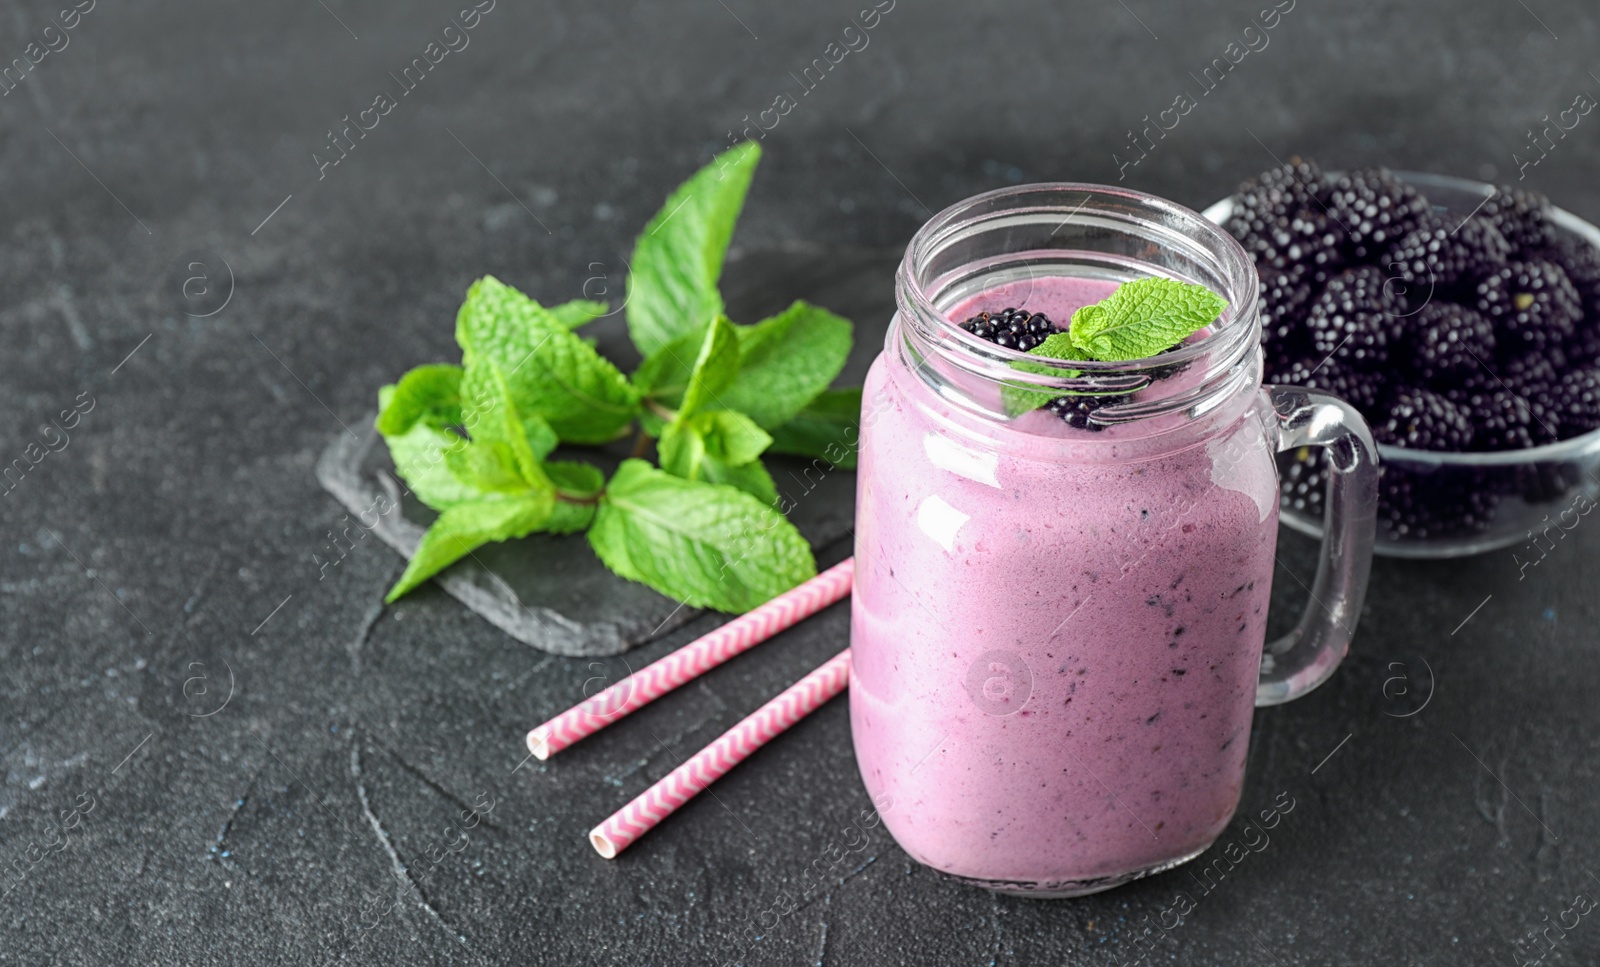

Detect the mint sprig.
[
  {"left": 374, "top": 143, "right": 863, "bottom": 613},
  {"left": 1067, "top": 276, "right": 1227, "bottom": 361},
  {"left": 1001, "top": 277, "right": 1227, "bottom": 417}
]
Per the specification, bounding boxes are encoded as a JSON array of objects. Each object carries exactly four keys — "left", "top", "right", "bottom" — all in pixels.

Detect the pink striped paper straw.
[
  {"left": 589, "top": 648, "right": 851, "bottom": 859},
  {"left": 527, "top": 558, "right": 854, "bottom": 760}
]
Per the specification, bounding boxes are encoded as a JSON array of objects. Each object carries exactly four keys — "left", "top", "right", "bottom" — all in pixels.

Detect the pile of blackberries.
[
  {"left": 1227, "top": 158, "right": 1600, "bottom": 541},
  {"left": 958, "top": 307, "right": 1061, "bottom": 352}
]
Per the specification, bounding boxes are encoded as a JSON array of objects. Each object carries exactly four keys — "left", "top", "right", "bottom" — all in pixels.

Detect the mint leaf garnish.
[
  {"left": 1000, "top": 279, "right": 1226, "bottom": 417},
  {"left": 719, "top": 300, "right": 852, "bottom": 429},
  {"left": 659, "top": 409, "right": 778, "bottom": 504},
  {"left": 587, "top": 459, "right": 814, "bottom": 613},
  {"left": 627, "top": 142, "right": 761, "bottom": 356},
  {"left": 455, "top": 276, "right": 639, "bottom": 444},
  {"left": 766, "top": 387, "right": 863, "bottom": 469},
  {"left": 1000, "top": 333, "right": 1091, "bottom": 417},
  {"left": 1066, "top": 276, "right": 1227, "bottom": 361}
]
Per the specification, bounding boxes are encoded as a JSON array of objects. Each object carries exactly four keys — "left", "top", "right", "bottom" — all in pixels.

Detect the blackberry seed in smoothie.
[{"left": 849, "top": 183, "right": 1378, "bottom": 895}]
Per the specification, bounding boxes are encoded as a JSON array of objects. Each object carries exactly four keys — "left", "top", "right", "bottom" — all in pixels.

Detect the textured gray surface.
[{"left": 3, "top": 1, "right": 1600, "bottom": 964}]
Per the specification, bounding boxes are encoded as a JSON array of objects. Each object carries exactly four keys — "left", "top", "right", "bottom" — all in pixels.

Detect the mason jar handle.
[{"left": 1258, "top": 385, "right": 1380, "bottom": 706}]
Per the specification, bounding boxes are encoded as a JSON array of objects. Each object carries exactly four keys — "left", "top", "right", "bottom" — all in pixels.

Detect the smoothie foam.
[{"left": 849, "top": 275, "right": 1279, "bottom": 890}]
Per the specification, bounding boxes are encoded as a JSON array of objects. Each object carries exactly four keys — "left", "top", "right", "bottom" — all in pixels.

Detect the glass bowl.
[{"left": 1202, "top": 172, "right": 1600, "bottom": 558}]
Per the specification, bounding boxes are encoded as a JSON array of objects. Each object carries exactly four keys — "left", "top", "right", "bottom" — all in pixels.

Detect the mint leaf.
[
  {"left": 546, "top": 461, "right": 604, "bottom": 534},
  {"left": 766, "top": 388, "right": 862, "bottom": 469},
  {"left": 631, "top": 314, "right": 740, "bottom": 433},
  {"left": 387, "top": 365, "right": 565, "bottom": 602},
  {"left": 631, "top": 328, "right": 699, "bottom": 408},
  {"left": 459, "top": 362, "right": 562, "bottom": 487},
  {"left": 1066, "top": 277, "right": 1227, "bottom": 361},
  {"left": 701, "top": 458, "right": 778, "bottom": 506},
  {"left": 445, "top": 440, "right": 527, "bottom": 494},
  {"left": 385, "top": 493, "right": 555, "bottom": 602},
  {"left": 1030, "top": 332, "right": 1094, "bottom": 363},
  {"left": 377, "top": 385, "right": 477, "bottom": 510},
  {"left": 587, "top": 459, "right": 814, "bottom": 613},
  {"left": 999, "top": 333, "right": 1092, "bottom": 417},
  {"left": 377, "top": 364, "right": 463, "bottom": 435},
  {"left": 659, "top": 409, "right": 777, "bottom": 504},
  {"left": 455, "top": 276, "right": 639, "bottom": 444},
  {"left": 679, "top": 315, "right": 741, "bottom": 418},
  {"left": 719, "top": 301, "right": 852, "bottom": 429},
  {"left": 627, "top": 142, "right": 761, "bottom": 356},
  {"left": 547, "top": 460, "right": 605, "bottom": 498},
  {"left": 549, "top": 299, "right": 610, "bottom": 330}
]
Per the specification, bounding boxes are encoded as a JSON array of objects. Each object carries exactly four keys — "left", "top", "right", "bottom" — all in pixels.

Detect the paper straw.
[
  {"left": 527, "top": 558, "right": 854, "bottom": 760},
  {"left": 589, "top": 648, "right": 851, "bottom": 859}
]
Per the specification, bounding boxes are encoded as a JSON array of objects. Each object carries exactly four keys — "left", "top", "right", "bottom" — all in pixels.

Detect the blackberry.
[
  {"left": 1280, "top": 356, "right": 1385, "bottom": 412},
  {"left": 960, "top": 307, "right": 1061, "bottom": 352},
  {"left": 1499, "top": 351, "right": 1566, "bottom": 434},
  {"left": 1378, "top": 467, "right": 1498, "bottom": 542},
  {"left": 1233, "top": 207, "right": 1345, "bottom": 277},
  {"left": 1278, "top": 446, "right": 1327, "bottom": 520},
  {"left": 1543, "top": 235, "right": 1600, "bottom": 332},
  {"left": 1462, "top": 388, "right": 1548, "bottom": 451},
  {"left": 1044, "top": 393, "right": 1119, "bottom": 431},
  {"left": 1551, "top": 369, "right": 1600, "bottom": 436},
  {"left": 1440, "top": 367, "right": 1499, "bottom": 407},
  {"left": 1374, "top": 387, "right": 1472, "bottom": 450},
  {"left": 1502, "top": 350, "right": 1563, "bottom": 394},
  {"left": 1253, "top": 156, "right": 1325, "bottom": 199},
  {"left": 1230, "top": 156, "right": 1325, "bottom": 225},
  {"left": 1304, "top": 266, "right": 1407, "bottom": 368},
  {"left": 1258, "top": 265, "right": 1315, "bottom": 335},
  {"left": 1383, "top": 214, "right": 1510, "bottom": 292},
  {"left": 1567, "top": 323, "right": 1600, "bottom": 364},
  {"left": 1409, "top": 301, "right": 1495, "bottom": 380},
  {"left": 1324, "top": 167, "right": 1430, "bottom": 257},
  {"left": 1144, "top": 345, "right": 1191, "bottom": 383},
  {"left": 1542, "top": 236, "right": 1600, "bottom": 361},
  {"left": 1475, "top": 260, "right": 1583, "bottom": 353},
  {"left": 1477, "top": 185, "right": 1555, "bottom": 255},
  {"left": 1257, "top": 265, "right": 1315, "bottom": 376}
]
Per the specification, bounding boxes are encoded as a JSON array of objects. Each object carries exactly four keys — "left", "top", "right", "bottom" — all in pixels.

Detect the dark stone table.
[{"left": 4, "top": 1, "right": 1600, "bottom": 963}]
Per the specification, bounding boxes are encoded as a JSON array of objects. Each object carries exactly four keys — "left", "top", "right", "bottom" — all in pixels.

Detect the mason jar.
[{"left": 848, "top": 183, "right": 1378, "bottom": 896}]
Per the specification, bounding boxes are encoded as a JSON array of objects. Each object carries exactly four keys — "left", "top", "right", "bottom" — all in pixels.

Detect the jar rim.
[{"left": 894, "top": 181, "right": 1260, "bottom": 381}]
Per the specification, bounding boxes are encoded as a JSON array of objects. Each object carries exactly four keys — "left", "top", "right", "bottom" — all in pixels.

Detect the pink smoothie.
[{"left": 849, "top": 275, "right": 1279, "bottom": 891}]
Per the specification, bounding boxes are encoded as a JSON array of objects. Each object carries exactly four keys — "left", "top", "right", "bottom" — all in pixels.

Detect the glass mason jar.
[{"left": 848, "top": 183, "right": 1379, "bottom": 896}]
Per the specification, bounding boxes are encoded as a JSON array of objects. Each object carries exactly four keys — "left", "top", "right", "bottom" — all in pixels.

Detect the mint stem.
[
  {"left": 643, "top": 399, "right": 677, "bottom": 424},
  {"left": 556, "top": 489, "right": 602, "bottom": 505},
  {"left": 629, "top": 429, "right": 654, "bottom": 459}
]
